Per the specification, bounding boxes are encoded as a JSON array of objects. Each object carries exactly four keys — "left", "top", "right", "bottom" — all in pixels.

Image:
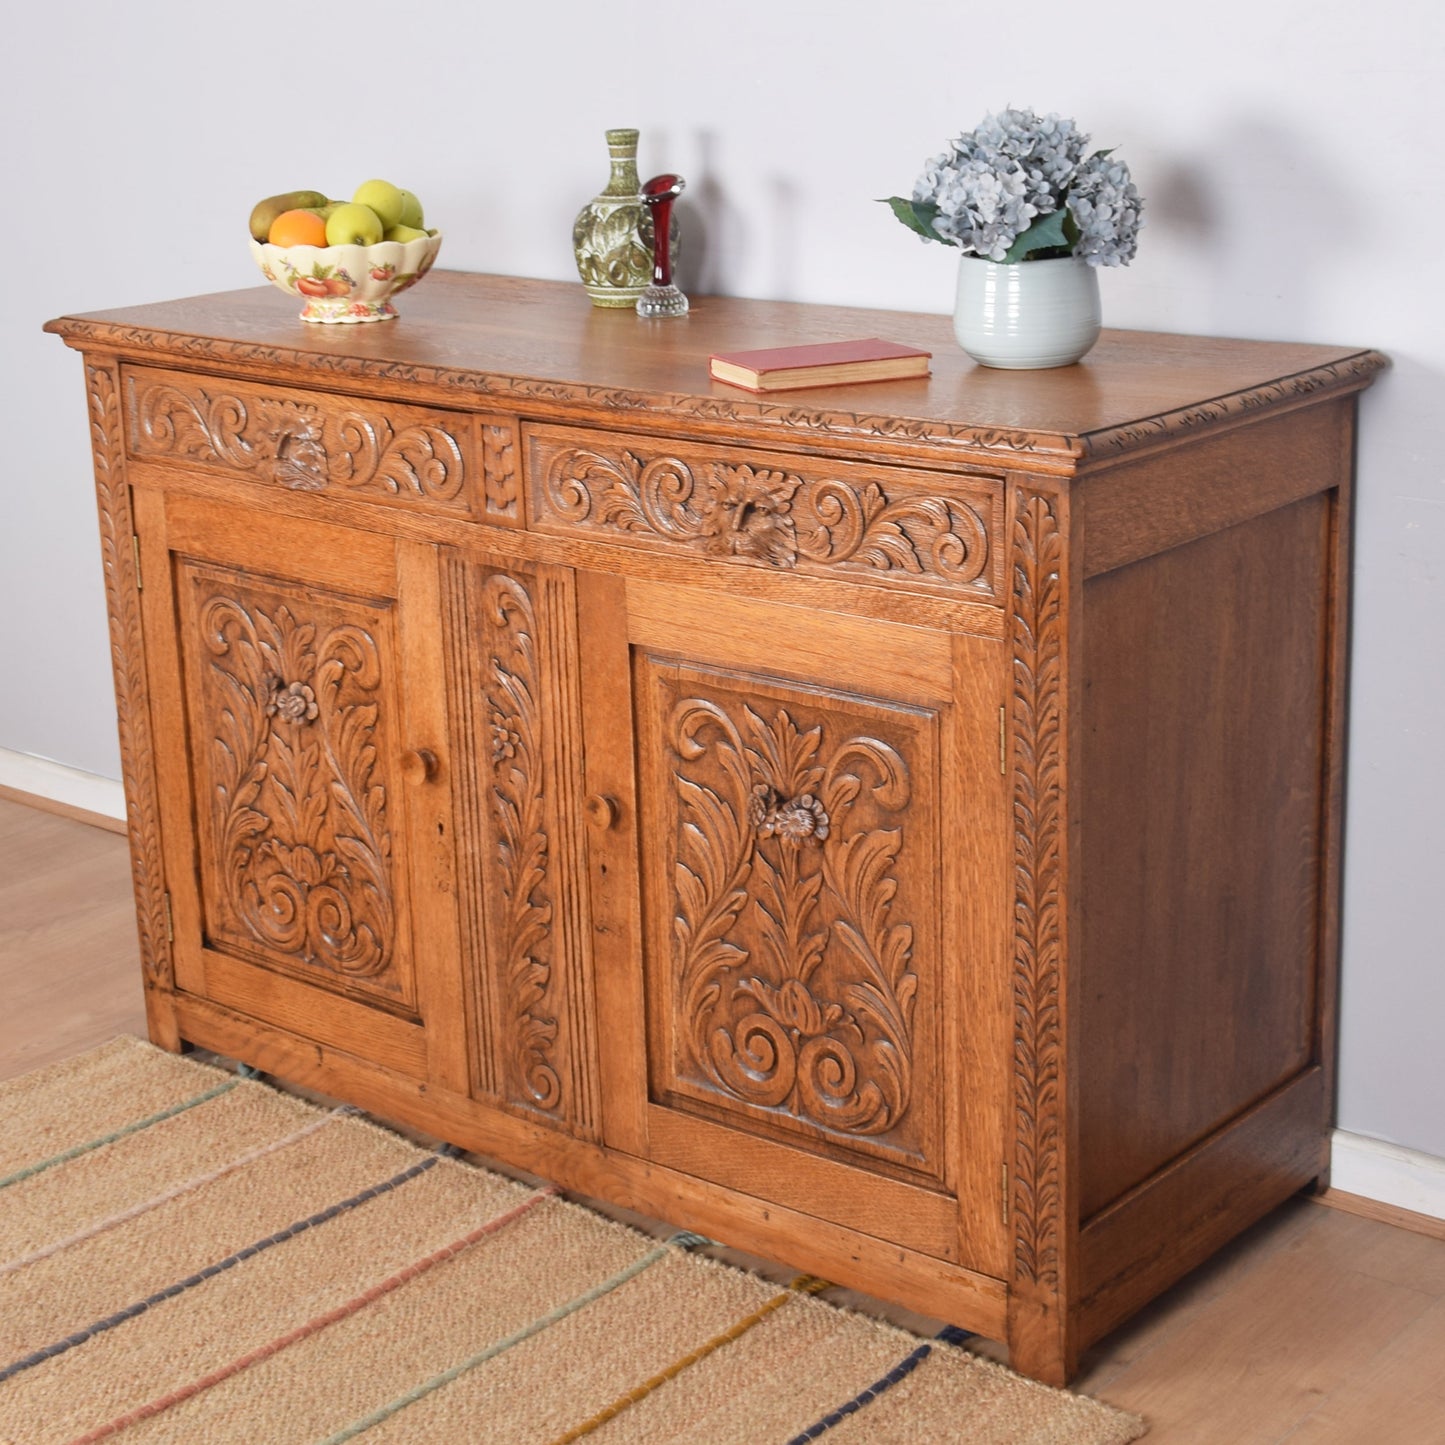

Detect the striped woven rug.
[{"left": 0, "top": 1038, "right": 1144, "bottom": 1444}]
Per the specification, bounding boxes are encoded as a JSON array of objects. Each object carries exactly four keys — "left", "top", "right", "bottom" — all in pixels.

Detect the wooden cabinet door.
[
  {"left": 580, "top": 573, "right": 1011, "bottom": 1275},
  {"left": 135, "top": 490, "right": 467, "bottom": 1092}
]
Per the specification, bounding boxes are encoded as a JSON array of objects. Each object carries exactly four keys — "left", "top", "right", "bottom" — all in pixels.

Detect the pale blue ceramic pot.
[{"left": 953, "top": 255, "right": 1101, "bottom": 369}]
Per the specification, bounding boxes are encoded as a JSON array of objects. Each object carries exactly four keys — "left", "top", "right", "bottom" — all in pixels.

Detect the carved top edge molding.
[
  {"left": 1079, "top": 352, "right": 1391, "bottom": 460},
  {"left": 46, "top": 318, "right": 1389, "bottom": 466}
]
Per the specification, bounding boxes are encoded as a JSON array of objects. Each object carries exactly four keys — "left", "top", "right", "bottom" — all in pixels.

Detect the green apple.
[
  {"left": 326, "top": 202, "right": 384, "bottom": 247},
  {"left": 397, "top": 189, "right": 424, "bottom": 229},
  {"left": 352, "top": 179, "right": 405, "bottom": 230},
  {"left": 383, "top": 224, "right": 430, "bottom": 244}
]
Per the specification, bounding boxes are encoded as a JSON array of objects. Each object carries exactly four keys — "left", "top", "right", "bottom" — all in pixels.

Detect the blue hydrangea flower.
[
  {"left": 900, "top": 108, "right": 1143, "bottom": 266},
  {"left": 915, "top": 153, "right": 1037, "bottom": 262},
  {"left": 1066, "top": 154, "right": 1145, "bottom": 266},
  {"left": 968, "top": 108, "right": 1090, "bottom": 214}
]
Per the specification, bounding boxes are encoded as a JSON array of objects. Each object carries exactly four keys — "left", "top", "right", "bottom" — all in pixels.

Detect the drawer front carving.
[
  {"left": 177, "top": 560, "right": 415, "bottom": 1011},
  {"left": 526, "top": 425, "right": 1002, "bottom": 601},
  {"left": 124, "top": 365, "right": 512, "bottom": 519},
  {"left": 640, "top": 659, "right": 945, "bottom": 1184}
]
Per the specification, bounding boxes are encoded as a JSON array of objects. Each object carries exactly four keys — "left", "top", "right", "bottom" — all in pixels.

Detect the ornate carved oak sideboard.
[{"left": 46, "top": 274, "right": 1385, "bottom": 1383}]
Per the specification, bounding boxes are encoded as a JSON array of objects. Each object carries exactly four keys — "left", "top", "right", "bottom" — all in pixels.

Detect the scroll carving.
[
  {"left": 667, "top": 694, "right": 923, "bottom": 1156},
  {"left": 127, "top": 375, "right": 468, "bottom": 506},
  {"left": 536, "top": 442, "right": 994, "bottom": 594},
  {"left": 86, "top": 360, "right": 172, "bottom": 989},
  {"left": 195, "top": 589, "right": 399, "bottom": 992},
  {"left": 1009, "top": 488, "right": 1066, "bottom": 1290},
  {"left": 478, "top": 574, "right": 563, "bottom": 1115}
]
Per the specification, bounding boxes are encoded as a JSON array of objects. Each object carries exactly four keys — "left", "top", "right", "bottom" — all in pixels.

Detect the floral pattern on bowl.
[{"left": 250, "top": 231, "right": 442, "bottom": 323}]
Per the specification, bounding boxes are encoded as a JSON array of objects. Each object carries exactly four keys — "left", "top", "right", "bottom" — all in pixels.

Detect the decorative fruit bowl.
[{"left": 250, "top": 231, "right": 442, "bottom": 324}]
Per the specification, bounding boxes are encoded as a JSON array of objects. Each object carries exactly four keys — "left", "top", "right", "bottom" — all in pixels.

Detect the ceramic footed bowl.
[{"left": 250, "top": 231, "right": 442, "bottom": 323}]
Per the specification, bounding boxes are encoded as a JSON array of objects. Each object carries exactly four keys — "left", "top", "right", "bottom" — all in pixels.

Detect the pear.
[
  {"left": 383, "top": 224, "right": 430, "bottom": 244},
  {"left": 249, "top": 190, "right": 330, "bottom": 242}
]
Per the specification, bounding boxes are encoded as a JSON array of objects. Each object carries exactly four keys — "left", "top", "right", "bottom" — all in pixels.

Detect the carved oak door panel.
[
  {"left": 581, "top": 575, "right": 1010, "bottom": 1273},
  {"left": 135, "top": 490, "right": 467, "bottom": 1090}
]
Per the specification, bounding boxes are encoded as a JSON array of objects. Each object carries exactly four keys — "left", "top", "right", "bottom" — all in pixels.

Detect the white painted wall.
[{"left": 5, "top": 1, "right": 1441, "bottom": 1166}]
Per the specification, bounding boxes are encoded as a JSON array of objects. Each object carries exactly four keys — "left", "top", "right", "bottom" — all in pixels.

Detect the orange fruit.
[{"left": 267, "top": 208, "right": 329, "bottom": 248}]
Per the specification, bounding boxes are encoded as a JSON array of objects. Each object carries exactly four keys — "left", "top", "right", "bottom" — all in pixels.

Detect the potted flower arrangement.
[{"left": 883, "top": 108, "right": 1143, "bottom": 368}]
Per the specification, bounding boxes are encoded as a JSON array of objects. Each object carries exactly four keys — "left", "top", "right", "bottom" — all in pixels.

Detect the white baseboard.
[
  {"left": 0, "top": 747, "right": 126, "bottom": 821},
  {"left": 1331, "top": 1129, "right": 1445, "bottom": 1222}
]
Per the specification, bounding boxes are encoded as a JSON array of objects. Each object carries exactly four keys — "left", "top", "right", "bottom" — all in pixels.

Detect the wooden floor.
[
  {"left": 2, "top": 792, "right": 1442, "bottom": 1442},
  {"left": 0, "top": 794, "right": 147, "bottom": 1078}
]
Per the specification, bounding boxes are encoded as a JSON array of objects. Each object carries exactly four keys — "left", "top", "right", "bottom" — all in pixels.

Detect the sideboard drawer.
[
  {"left": 525, "top": 424, "right": 1004, "bottom": 602},
  {"left": 123, "top": 364, "right": 520, "bottom": 521}
]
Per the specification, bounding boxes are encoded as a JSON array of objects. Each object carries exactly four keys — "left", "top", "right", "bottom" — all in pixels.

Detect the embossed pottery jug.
[
  {"left": 573, "top": 129, "right": 680, "bottom": 309},
  {"left": 573, "top": 128, "right": 653, "bottom": 308}
]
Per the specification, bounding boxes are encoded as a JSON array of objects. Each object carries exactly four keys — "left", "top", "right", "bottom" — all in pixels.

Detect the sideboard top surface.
[{"left": 46, "top": 271, "right": 1385, "bottom": 463}]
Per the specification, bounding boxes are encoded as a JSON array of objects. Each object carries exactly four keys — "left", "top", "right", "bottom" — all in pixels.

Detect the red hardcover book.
[{"left": 709, "top": 337, "right": 932, "bottom": 393}]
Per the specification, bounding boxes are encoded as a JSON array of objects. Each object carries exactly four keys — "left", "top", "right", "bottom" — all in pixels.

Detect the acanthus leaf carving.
[
  {"left": 479, "top": 574, "right": 563, "bottom": 1116},
  {"left": 669, "top": 696, "right": 919, "bottom": 1149},
  {"left": 1009, "top": 487, "right": 1066, "bottom": 1292},
  {"left": 198, "top": 592, "right": 397, "bottom": 987},
  {"left": 128, "top": 375, "right": 467, "bottom": 505},
  {"left": 538, "top": 441, "right": 992, "bottom": 592},
  {"left": 86, "top": 359, "right": 172, "bottom": 988},
  {"left": 331, "top": 410, "right": 465, "bottom": 501},
  {"left": 482, "top": 420, "right": 520, "bottom": 522}
]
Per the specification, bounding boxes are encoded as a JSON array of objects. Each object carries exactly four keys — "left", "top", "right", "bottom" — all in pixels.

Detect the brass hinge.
[
  {"left": 132, "top": 535, "right": 143, "bottom": 590},
  {"left": 1001, "top": 1163, "right": 1010, "bottom": 1225},
  {"left": 998, "top": 705, "right": 1008, "bottom": 775},
  {"left": 163, "top": 892, "right": 174, "bottom": 943}
]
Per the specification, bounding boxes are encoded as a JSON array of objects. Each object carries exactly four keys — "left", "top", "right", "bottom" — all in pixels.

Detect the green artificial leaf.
[
  {"left": 880, "top": 197, "right": 948, "bottom": 244},
  {"left": 1001, "top": 208, "right": 1072, "bottom": 264}
]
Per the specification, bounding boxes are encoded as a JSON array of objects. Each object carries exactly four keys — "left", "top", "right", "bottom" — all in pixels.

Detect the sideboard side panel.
[
  {"left": 1312, "top": 410, "right": 1356, "bottom": 1181},
  {"left": 1076, "top": 492, "right": 1335, "bottom": 1221}
]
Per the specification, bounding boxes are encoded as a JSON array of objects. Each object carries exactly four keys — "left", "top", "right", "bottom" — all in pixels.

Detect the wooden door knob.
[
  {"left": 585, "top": 794, "right": 620, "bottom": 830},
  {"left": 402, "top": 748, "right": 439, "bottom": 784}
]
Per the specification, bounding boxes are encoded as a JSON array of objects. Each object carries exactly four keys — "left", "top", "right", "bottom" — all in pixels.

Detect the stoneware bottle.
[{"left": 573, "top": 129, "right": 654, "bottom": 308}]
